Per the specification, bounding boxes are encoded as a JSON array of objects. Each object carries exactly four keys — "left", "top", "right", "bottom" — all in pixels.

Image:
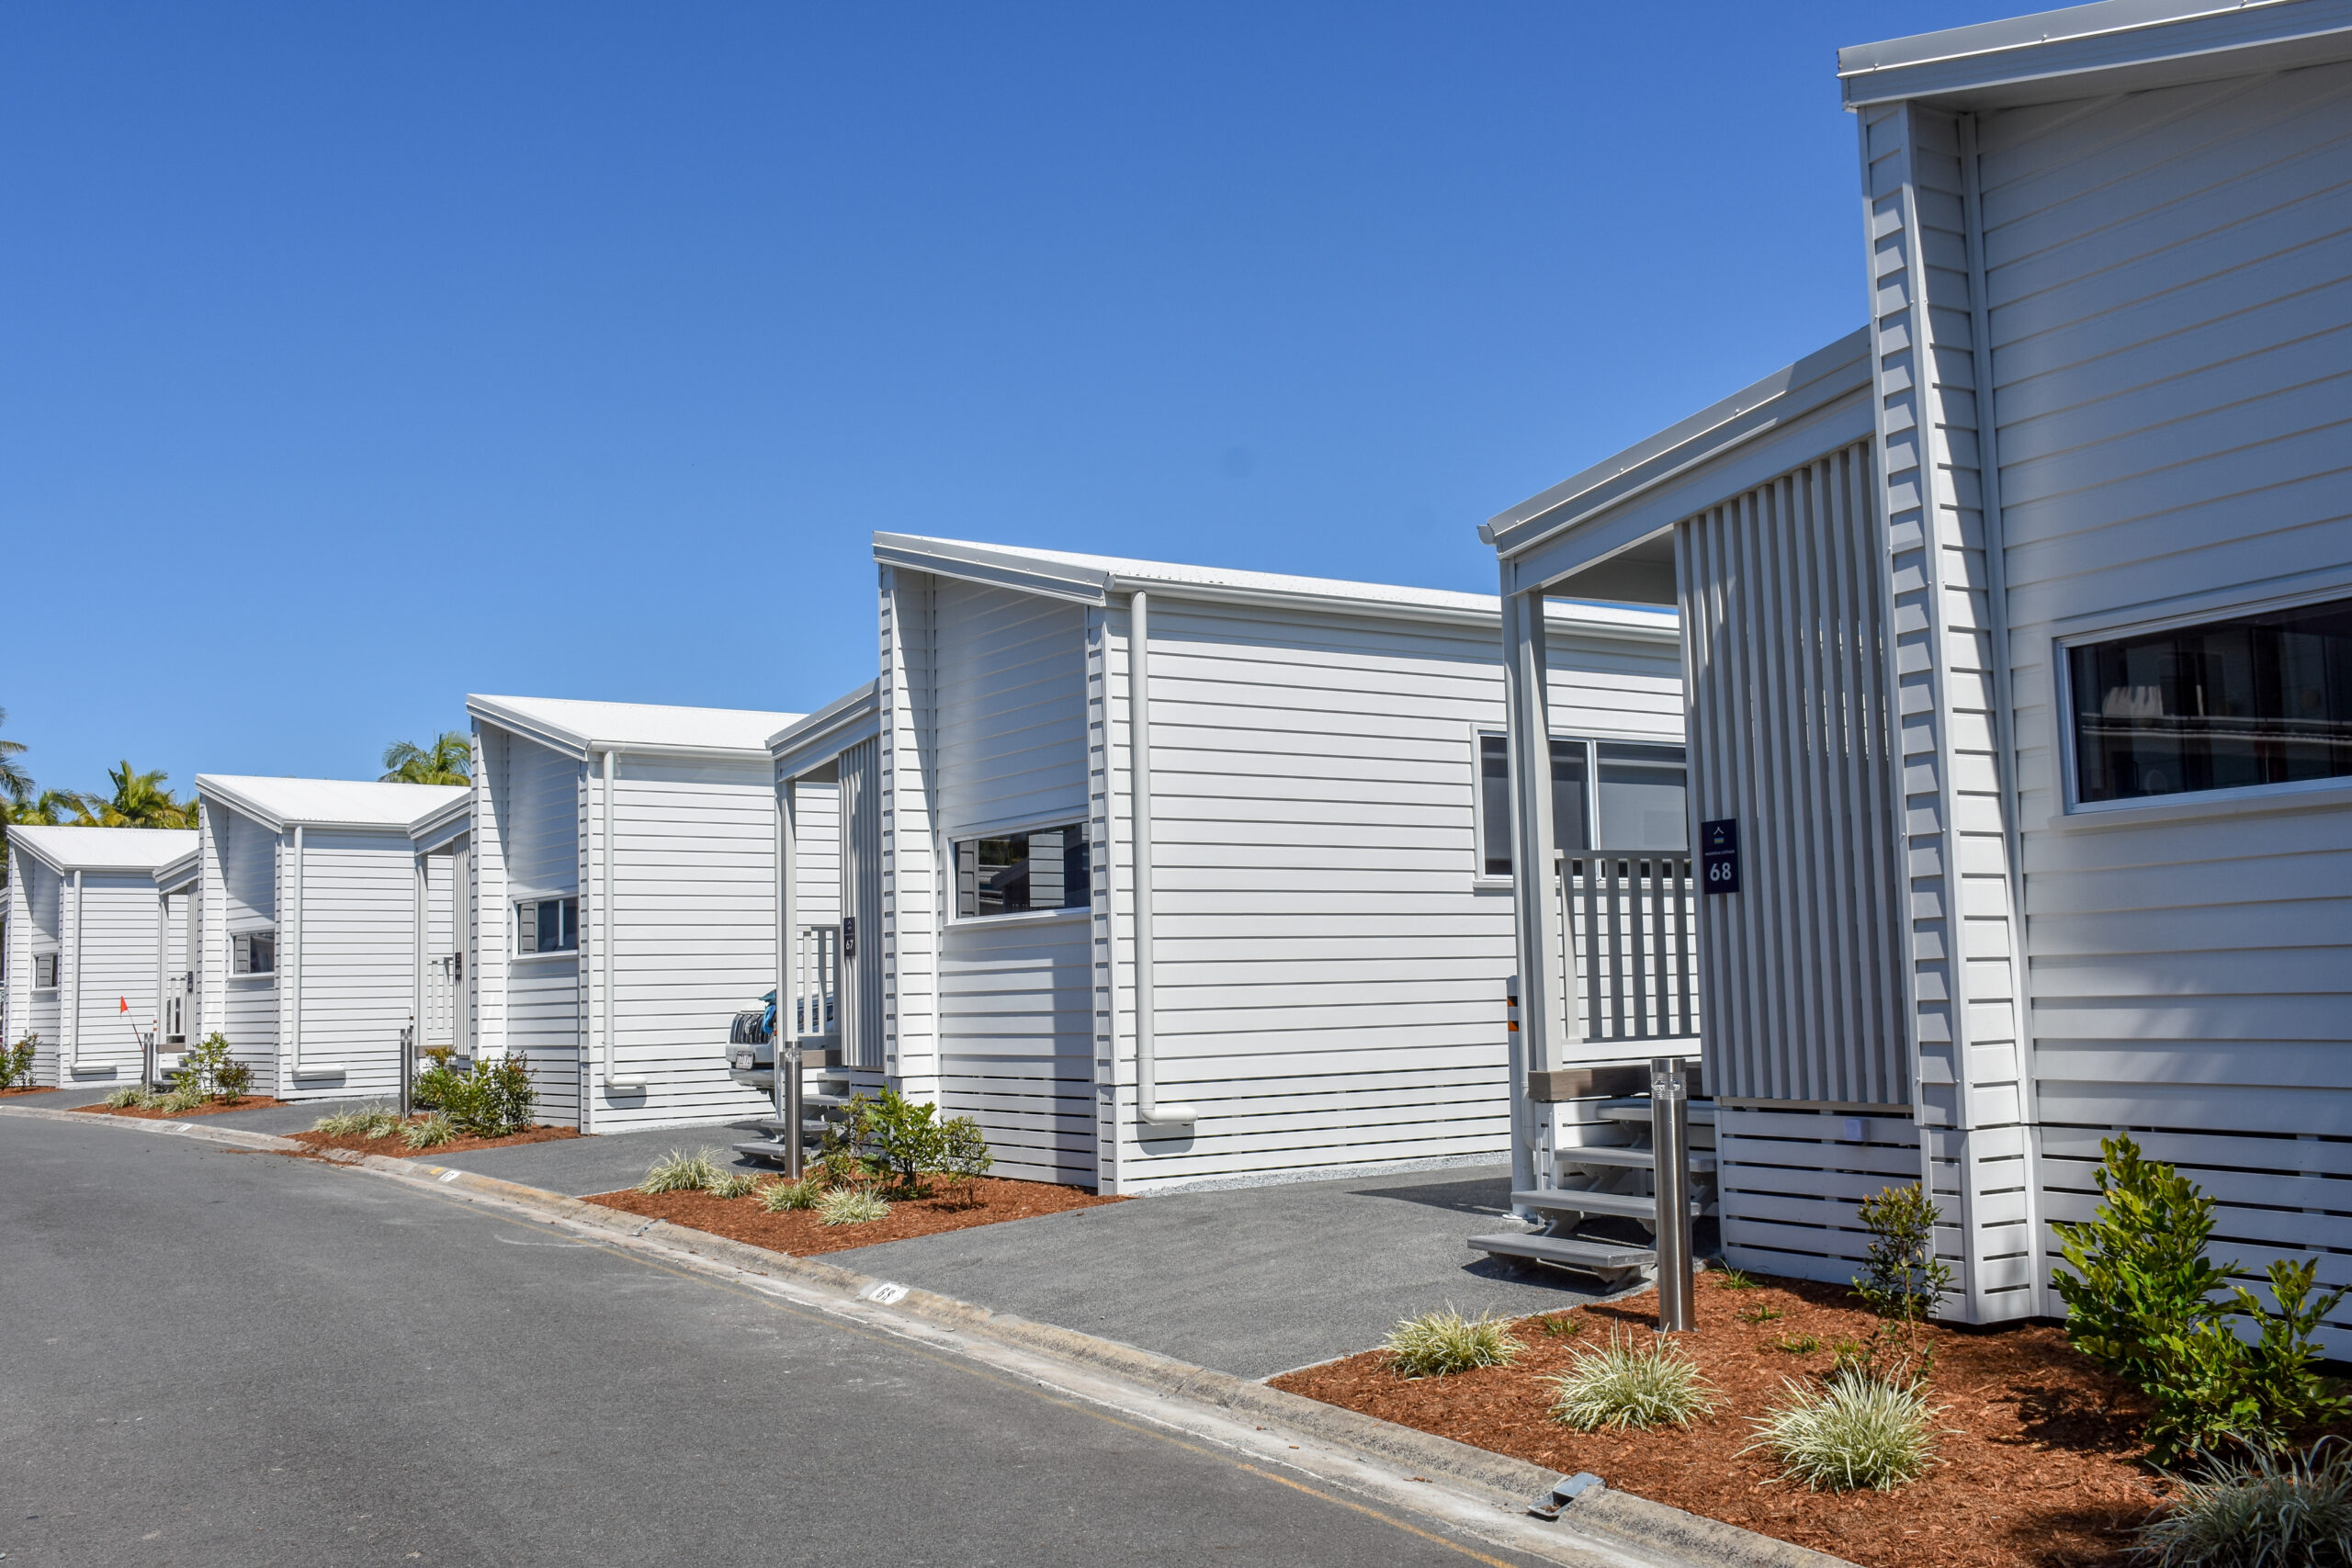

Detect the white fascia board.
[
  {"left": 194, "top": 785, "right": 284, "bottom": 837},
  {"left": 1838, "top": 0, "right": 2352, "bottom": 110},
  {"left": 1484, "top": 328, "right": 1871, "bottom": 565},
  {"left": 407, "top": 794, "right": 472, "bottom": 852},
  {"left": 872, "top": 534, "right": 1114, "bottom": 604},
  {"left": 464, "top": 696, "right": 771, "bottom": 763},
  {"left": 153, "top": 851, "right": 199, "bottom": 893},
  {"left": 768, "top": 682, "right": 883, "bottom": 780},
  {"left": 192, "top": 779, "right": 421, "bottom": 836}
]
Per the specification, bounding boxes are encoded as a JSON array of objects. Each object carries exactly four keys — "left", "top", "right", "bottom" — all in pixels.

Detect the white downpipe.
[
  {"left": 601, "top": 747, "right": 645, "bottom": 1095},
  {"left": 66, "top": 869, "right": 84, "bottom": 1076},
  {"left": 1128, "top": 590, "right": 1196, "bottom": 1128},
  {"left": 287, "top": 824, "right": 304, "bottom": 1080}
]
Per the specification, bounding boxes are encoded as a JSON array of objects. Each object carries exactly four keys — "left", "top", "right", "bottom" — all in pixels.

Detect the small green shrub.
[
  {"left": 815, "top": 1186, "right": 889, "bottom": 1226},
  {"left": 862, "top": 1088, "right": 946, "bottom": 1196},
  {"left": 412, "top": 1061, "right": 465, "bottom": 1111},
  {"left": 936, "top": 1115, "right": 994, "bottom": 1200},
  {"left": 435, "top": 1055, "right": 537, "bottom": 1138},
  {"left": 1855, "top": 1184, "right": 1951, "bottom": 1348},
  {"left": 0, "top": 1032, "right": 38, "bottom": 1089},
  {"left": 707, "top": 1171, "right": 764, "bottom": 1200},
  {"left": 402, "top": 1112, "right": 455, "bottom": 1149},
  {"left": 639, "top": 1147, "right": 724, "bottom": 1194},
  {"left": 761, "top": 1177, "right": 822, "bottom": 1213},
  {"left": 2140, "top": 1439, "right": 2352, "bottom": 1568},
  {"left": 174, "top": 1033, "right": 239, "bottom": 1100},
  {"left": 422, "top": 1045, "right": 456, "bottom": 1066},
  {"left": 1747, "top": 1370, "right": 1942, "bottom": 1492},
  {"left": 1712, "top": 1267, "right": 1758, "bottom": 1291},
  {"left": 2054, "top": 1134, "right": 2349, "bottom": 1461},
  {"left": 1381, "top": 1309, "right": 1524, "bottom": 1378},
  {"left": 213, "top": 1060, "right": 253, "bottom": 1100},
  {"left": 1546, "top": 1329, "right": 1715, "bottom": 1431}
]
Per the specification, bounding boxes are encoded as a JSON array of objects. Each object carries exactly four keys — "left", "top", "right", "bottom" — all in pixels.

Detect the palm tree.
[
  {"left": 3, "top": 789, "right": 88, "bottom": 827},
  {"left": 381, "top": 731, "right": 471, "bottom": 786},
  {"left": 85, "top": 761, "right": 196, "bottom": 829},
  {"left": 0, "top": 708, "right": 29, "bottom": 807}
]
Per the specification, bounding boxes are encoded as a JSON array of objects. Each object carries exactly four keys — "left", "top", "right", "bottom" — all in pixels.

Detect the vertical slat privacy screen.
[
  {"left": 1674, "top": 442, "right": 1907, "bottom": 1107},
  {"left": 839, "top": 737, "right": 888, "bottom": 1071}
]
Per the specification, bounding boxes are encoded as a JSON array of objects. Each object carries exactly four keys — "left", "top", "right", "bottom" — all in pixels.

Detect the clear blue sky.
[{"left": 3, "top": 1, "right": 1990, "bottom": 798}]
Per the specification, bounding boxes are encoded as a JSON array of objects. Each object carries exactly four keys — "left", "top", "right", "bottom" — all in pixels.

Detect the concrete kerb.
[{"left": 2, "top": 1103, "right": 1853, "bottom": 1568}]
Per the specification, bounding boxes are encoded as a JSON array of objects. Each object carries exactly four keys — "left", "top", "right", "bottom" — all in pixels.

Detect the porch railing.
[
  {"left": 790, "top": 923, "right": 842, "bottom": 1044},
  {"left": 1560, "top": 852, "right": 1700, "bottom": 1043}
]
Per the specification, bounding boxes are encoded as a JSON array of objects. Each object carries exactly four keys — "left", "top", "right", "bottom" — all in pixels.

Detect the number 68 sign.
[{"left": 1700, "top": 818, "right": 1739, "bottom": 896}]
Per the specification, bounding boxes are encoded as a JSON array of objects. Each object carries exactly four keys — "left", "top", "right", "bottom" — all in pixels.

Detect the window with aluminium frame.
[
  {"left": 954, "top": 823, "right": 1091, "bottom": 919},
  {"left": 515, "top": 896, "right": 579, "bottom": 954},
  {"left": 1477, "top": 733, "right": 1690, "bottom": 876}
]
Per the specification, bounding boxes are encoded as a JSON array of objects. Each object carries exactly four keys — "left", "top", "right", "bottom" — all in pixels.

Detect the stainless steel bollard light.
[
  {"left": 399, "top": 1024, "right": 414, "bottom": 1120},
  {"left": 782, "top": 1041, "right": 806, "bottom": 1180},
  {"left": 1651, "top": 1055, "right": 1695, "bottom": 1333}
]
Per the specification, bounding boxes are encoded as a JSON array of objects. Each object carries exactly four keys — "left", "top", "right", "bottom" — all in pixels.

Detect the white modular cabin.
[
  {"left": 407, "top": 790, "right": 471, "bottom": 1066},
  {"left": 153, "top": 848, "right": 201, "bottom": 1078},
  {"left": 869, "top": 534, "right": 1684, "bottom": 1193},
  {"left": 194, "top": 776, "right": 470, "bottom": 1101},
  {"left": 2, "top": 827, "right": 197, "bottom": 1085},
  {"left": 1484, "top": 0, "right": 2352, "bottom": 1345},
  {"left": 467, "top": 694, "right": 803, "bottom": 1134}
]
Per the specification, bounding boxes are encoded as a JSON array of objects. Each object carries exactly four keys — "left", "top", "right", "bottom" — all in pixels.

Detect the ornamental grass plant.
[
  {"left": 2141, "top": 1439, "right": 2352, "bottom": 1568},
  {"left": 402, "top": 1112, "right": 455, "bottom": 1149},
  {"left": 760, "top": 1177, "right": 822, "bottom": 1213},
  {"left": 1546, "top": 1328, "right": 1716, "bottom": 1431},
  {"left": 1380, "top": 1309, "right": 1524, "bottom": 1379},
  {"left": 638, "top": 1147, "right": 725, "bottom": 1194},
  {"left": 707, "top": 1171, "right": 764, "bottom": 1200},
  {"left": 815, "top": 1187, "right": 889, "bottom": 1226},
  {"left": 1747, "top": 1370, "right": 1943, "bottom": 1492},
  {"left": 313, "top": 1105, "right": 402, "bottom": 1138}
]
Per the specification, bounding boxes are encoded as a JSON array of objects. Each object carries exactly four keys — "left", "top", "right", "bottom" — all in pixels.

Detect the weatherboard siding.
[
  {"left": 1968, "top": 62, "right": 2352, "bottom": 1348},
  {"left": 583, "top": 755, "right": 777, "bottom": 1134},
  {"left": 277, "top": 829, "right": 415, "bottom": 1103},
  {"left": 67, "top": 872, "right": 164, "bottom": 1080},
  {"left": 6, "top": 855, "right": 61, "bottom": 1082},
  {"left": 1097, "top": 596, "right": 1683, "bottom": 1194},
  {"left": 880, "top": 568, "right": 943, "bottom": 1099}
]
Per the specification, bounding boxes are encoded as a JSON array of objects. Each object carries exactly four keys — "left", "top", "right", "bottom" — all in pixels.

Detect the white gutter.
[
  {"left": 1127, "top": 590, "right": 1197, "bottom": 1129},
  {"left": 600, "top": 748, "right": 646, "bottom": 1096}
]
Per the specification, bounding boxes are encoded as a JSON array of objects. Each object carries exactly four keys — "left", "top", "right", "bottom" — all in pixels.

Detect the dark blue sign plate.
[{"left": 1701, "top": 818, "right": 1739, "bottom": 895}]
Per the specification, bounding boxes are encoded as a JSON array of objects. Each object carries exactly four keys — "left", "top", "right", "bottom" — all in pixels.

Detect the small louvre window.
[
  {"left": 955, "top": 824, "right": 1090, "bottom": 919},
  {"left": 232, "top": 932, "right": 276, "bottom": 976},
  {"left": 33, "top": 953, "right": 59, "bottom": 989},
  {"left": 517, "top": 897, "right": 579, "bottom": 954}
]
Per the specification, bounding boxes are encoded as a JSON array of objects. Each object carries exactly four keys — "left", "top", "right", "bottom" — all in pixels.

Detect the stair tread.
[
  {"left": 1553, "top": 1145, "right": 1717, "bottom": 1173},
  {"left": 1511, "top": 1188, "right": 1707, "bottom": 1220},
  {"left": 1468, "top": 1233, "right": 1657, "bottom": 1269},
  {"left": 1594, "top": 1099, "right": 1717, "bottom": 1126},
  {"left": 732, "top": 1139, "right": 812, "bottom": 1164}
]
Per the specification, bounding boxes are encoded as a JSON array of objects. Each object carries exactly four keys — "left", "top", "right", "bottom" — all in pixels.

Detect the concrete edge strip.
[{"left": 1, "top": 1103, "right": 1852, "bottom": 1568}]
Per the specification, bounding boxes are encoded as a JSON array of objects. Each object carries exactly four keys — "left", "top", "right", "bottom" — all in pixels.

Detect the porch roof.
[
  {"left": 1838, "top": 0, "right": 2352, "bottom": 111},
  {"left": 406, "top": 791, "right": 472, "bottom": 852},
  {"left": 1481, "top": 328, "right": 1873, "bottom": 601},
  {"left": 153, "top": 848, "right": 199, "bottom": 892},
  {"left": 767, "top": 681, "right": 881, "bottom": 780},
  {"left": 195, "top": 776, "right": 469, "bottom": 834}
]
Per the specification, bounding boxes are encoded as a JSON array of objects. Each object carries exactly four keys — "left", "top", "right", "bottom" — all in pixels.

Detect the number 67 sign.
[{"left": 1701, "top": 818, "right": 1739, "bottom": 895}]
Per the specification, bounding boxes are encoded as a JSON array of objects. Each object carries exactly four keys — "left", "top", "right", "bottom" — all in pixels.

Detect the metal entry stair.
[
  {"left": 732, "top": 1057, "right": 856, "bottom": 1168},
  {"left": 1470, "top": 1095, "right": 1717, "bottom": 1289}
]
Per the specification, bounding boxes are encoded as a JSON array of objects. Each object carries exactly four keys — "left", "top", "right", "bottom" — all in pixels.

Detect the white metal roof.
[
  {"left": 768, "top": 681, "right": 882, "bottom": 776},
  {"left": 7, "top": 825, "right": 199, "bottom": 874},
  {"left": 153, "top": 847, "right": 200, "bottom": 891},
  {"left": 196, "top": 776, "right": 469, "bottom": 833},
  {"left": 468, "top": 694, "right": 804, "bottom": 761},
  {"left": 406, "top": 790, "right": 473, "bottom": 852},
  {"left": 872, "top": 534, "right": 1678, "bottom": 637},
  {"left": 1838, "top": 0, "right": 2352, "bottom": 109}
]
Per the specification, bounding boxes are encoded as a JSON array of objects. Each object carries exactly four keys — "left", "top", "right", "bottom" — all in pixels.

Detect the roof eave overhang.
[
  {"left": 769, "top": 682, "right": 883, "bottom": 780},
  {"left": 154, "top": 852, "right": 199, "bottom": 891},
  {"left": 1484, "top": 329, "right": 1875, "bottom": 600},
  {"left": 466, "top": 697, "right": 770, "bottom": 763},
  {"left": 194, "top": 780, "right": 427, "bottom": 836},
  {"left": 408, "top": 795, "right": 473, "bottom": 851},
  {"left": 1838, "top": 0, "right": 2352, "bottom": 111},
  {"left": 875, "top": 535, "right": 1677, "bottom": 640}
]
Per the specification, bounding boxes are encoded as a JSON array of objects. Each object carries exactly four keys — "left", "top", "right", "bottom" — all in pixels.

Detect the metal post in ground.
[
  {"left": 1651, "top": 1055, "right": 1694, "bottom": 1333},
  {"left": 399, "top": 1025, "right": 413, "bottom": 1120},
  {"left": 782, "top": 1042, "right": 805, "bottom": 1180}
]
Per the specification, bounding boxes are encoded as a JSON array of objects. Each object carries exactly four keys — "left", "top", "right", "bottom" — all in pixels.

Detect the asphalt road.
[{"left": 0, "top": 1115, "right": 1544, "bottom": 1568}]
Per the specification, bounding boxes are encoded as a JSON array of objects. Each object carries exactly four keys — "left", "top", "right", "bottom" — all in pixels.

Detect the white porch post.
[{"left": 1500, "top": 581, "right": 1570, "bottom": 1209}]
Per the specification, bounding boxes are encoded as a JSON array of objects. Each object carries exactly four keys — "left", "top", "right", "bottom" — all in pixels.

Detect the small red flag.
[{"left": 119, "top": 997, "right": 130, "bottom": 1012}]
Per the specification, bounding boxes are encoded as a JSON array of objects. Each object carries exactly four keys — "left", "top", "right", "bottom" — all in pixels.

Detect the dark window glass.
[
  {"left": 1597, "top": 742, "right": 1690, "bottom": 851},
  {"left": 956, "top": 824, "right": 1091, "bottom": 918},
  {"left": 1476, "top": 735, "right": 1603, "bottom": 872},
  {"left": 519, "top": 897, "right": 580, "bottom": 953},
  {"left": 245, "top": 932, "right": 276, "bottom": 974},
  {"left": 2071, "top": 598, "right": 2352, "bottom": 803}
]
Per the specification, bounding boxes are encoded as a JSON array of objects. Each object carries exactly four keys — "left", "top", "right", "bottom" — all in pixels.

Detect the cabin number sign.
[{"left": 1700, "top": 818, "right": 1739, "bottom": 895}]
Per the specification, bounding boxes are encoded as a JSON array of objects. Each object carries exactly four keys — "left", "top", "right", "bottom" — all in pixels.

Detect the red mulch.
[
  {"left": 74, "top": 1095, "right": 284, "bottom": 1120},
  {"left": 1, "top": 1085, "right": 61, "bottom": 1097},
  {"left": 1271, "top": 1273, "right": 2170, "bottom": 1568},
  {"left": 287, "top": 1122, "right": 581, "bottom": 1159},
  {"left": 587, "top": 1175, "right": 1122, "bottom": 1257}
]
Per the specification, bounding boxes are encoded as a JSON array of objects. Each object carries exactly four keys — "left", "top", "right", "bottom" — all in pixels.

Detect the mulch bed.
[
  {"left": 587, "top": 1175, "right": 1122, "bottom": 1258},
  {"left": 73, "top": 1095, "right": 284, "bottom": 1120},
  {"left": 1, "top": 1085, "right": 61, "bottom": 1096},
  {"left": 1271, "top": 1272, "right": 2168, "bottom": 1568},
  {"left": 288, "top": 1122, "right": 581, "bottom": 1159}
]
